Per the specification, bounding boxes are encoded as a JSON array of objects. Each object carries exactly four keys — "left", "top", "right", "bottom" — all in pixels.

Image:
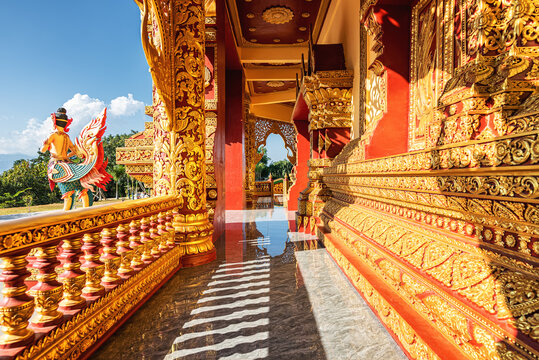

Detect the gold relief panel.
[
  {"left": 126, "top": 164, "right": 153, "bottom": 174},
  {"left": 321, "top": 202, "right": 539, "bottom": 358},
  {"left": 116, "top": 147, "right": 153, "bottom": 164},
  {"left": 409, "top": 0, "right": 452, "bottom": 151},
  {"left": 322, "top": 236, "right": 443, "bottom": 360},
  {"left": 328, "top": 133, "right": 539, "bottom": 174},
  {"left": 322, "top": 220, "right": 536, "bottom": 359},
  {"left": 364, "top": 60, "right": 387, "bottom": 142}
]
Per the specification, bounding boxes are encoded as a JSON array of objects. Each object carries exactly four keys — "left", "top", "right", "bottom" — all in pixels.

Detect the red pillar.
[
  {"left": 224, "top": 70, "right": 245, "bottom": 210},
  {"left": 288, "top": 119, "right": 309, "bottom": 212},
  {"left": 212, "top": 0, "right": 227, "bottom": 239}
]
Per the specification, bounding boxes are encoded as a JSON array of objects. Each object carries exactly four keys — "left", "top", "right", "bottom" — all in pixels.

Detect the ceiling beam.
[
  {"left": 239, "top": 46, "right": 307, "bottom": 63},
  {"left": 244, "top": 67, "right": 300, "bottom": 81},
  {"left": 250, "top": 89, "right": 297, "bottom": 105},
  {"left": 251, "top": 104, "right": 293, "bottom": 123}
]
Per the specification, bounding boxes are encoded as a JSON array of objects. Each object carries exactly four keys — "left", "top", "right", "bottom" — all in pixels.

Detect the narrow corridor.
[{"left": 93, "top": 208, "right": 406, "bottom": 360}]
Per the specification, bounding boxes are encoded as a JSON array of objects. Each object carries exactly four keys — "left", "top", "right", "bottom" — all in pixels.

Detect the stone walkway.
[{"left": 93, "top": 208, "right": 406, "bottom": 360}]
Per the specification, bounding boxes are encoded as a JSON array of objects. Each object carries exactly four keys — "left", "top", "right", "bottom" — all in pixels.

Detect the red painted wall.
[
  {"left": 365, "top": 5, "right": 411, "bottom": 159},
  {"left": 224, "top": 70, "right": 245, "bottom": 210},
  {"left": 326, "top": 128, "right": 351, "bottom": 158},
  {"left": 288, "top": 119, "right": 310, "bottom": 211}
]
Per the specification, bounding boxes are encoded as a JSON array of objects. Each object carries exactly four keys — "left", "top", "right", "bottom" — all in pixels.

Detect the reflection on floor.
[{"left": 93, "top": 208, "right": 406, "bottom": 360}]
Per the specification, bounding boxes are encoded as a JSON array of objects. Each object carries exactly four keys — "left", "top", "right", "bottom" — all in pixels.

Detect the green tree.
[
  {"left": 110, "top": 164, "right": 126, "bottom": 199},
  {"left": 255, "top": 147, "right": 270, "bottom": 181},
  {"left": 268, "top": 160, "right": 293, "bottom": 179},
  {"left": 0, "top": 153, "right": 61, "bottom": 207},
  {"left": 0, "top": 188, "right": 31, "bottom": 208},
  {"left": 254, "top": 146, "right": 293, "bottom": 181}
]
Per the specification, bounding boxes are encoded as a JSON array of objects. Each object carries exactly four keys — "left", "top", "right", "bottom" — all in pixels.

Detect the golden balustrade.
[
  {"left": 253, "top": 180, "right": 272, "bottom": 196},
  {"left": 0, "top": 195, "right": 182, "bottom": 359},
  {"left": 273, "top": 180, "right": 284, "bottom": 194},
  {"left": 252, "top": 178, "right": 289, "bottom": 207}
]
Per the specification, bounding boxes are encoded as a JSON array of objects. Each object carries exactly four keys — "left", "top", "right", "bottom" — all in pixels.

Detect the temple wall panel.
[
  {"left": 314, "top": 0, "right": 539, "bottom": 358},
  {"left": 364, "top": 5, "right": 410, "bottom": 159}
]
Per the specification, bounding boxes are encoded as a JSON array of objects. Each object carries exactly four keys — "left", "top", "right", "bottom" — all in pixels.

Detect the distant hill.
[{"left": 0, "top": 153, "right": 33, "bottom": 173}]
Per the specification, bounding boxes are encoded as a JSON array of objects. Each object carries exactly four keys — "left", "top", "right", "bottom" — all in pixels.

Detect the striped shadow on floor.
[{"left": 165, "top": 257, "right": 272, "bottom": 360}]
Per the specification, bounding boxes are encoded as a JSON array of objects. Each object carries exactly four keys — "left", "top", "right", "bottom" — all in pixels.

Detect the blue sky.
[
  {"left": 0, "top": 1, "right": 288, "bottom": 163},
  {"left": 0, "top": 1, "right": 151, "bottom": 156}
]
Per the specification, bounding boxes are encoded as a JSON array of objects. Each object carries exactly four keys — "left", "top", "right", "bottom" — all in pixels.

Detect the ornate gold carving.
[
  {"left": 364, "top": 60, "right": 387, "bottom": 141},
  {"left": 321, "top": 202, "right": 539, "bottom": 358},
  {"left": 173, "top": 211, "right": 214, "bottom": 256},
  {"left": 330, "top": 133, "right": 539, "bottom": 172},
  {"left": 0, "top": 196, "right": 180, "bottom": 253},
  {"left": 267, "top": 81, "right": 285, "bottom": 88},
  {"left": 302, "top": 71, "right": 354, "bottom": 131},
  {"left": 322, "top": 237, "right": 442, "bottom": 360},
  {"left": 142, "top": 0, "right": 208, "bottom": 209},
  {"left": 409, "top": 0, "right": 444, "bottom": 151},
  {"left": 245, "top": 116, "right": 298, "bottom": 199},
  {"left": 262, "top": 6, "right": 294, "bottom": 25}
]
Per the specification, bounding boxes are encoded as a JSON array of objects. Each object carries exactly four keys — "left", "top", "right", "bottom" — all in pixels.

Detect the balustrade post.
[
  {"left": 165, "top": 211, "right": 175, "bottom": 248},
  {"left": 140, "top": 217, "right": 154, "bottom": 264},
  {"left": 149, "top": 215, "right": 161, "bottom": 258},
  {"left": 100, "top": 228, "right": 121, "bottom": 288},
  {"left": 59, "top": 237, "right": 86, "bottom": 311},
  {"left": 157, "top": 212, "right": 169, "bottom": 253},
  {"left": 116, "top": 223, "right": 134, "bottom": 279},
  {"left": 129, "top": 220, "right": 144, "bottom": 271},
  {"left": 81, "top": 233, "right": 105, "bottom": 298},
  {"left": 0, "top": 252, "right": 34, "bottom": 348},
  {"left": 28, "top": 245, "right": 63, "bottom": 327}
]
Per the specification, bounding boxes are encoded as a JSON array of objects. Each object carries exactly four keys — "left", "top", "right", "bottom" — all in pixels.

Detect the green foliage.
[
  {"left": 255, "top": 147, "right": 270, "bottom": 181},
  {"left": 0, "top": 153, "right": 61, "bottom": 207},
  {"left": 0, "top": 188, "right": 32, "bottom": 208},
  {"left": 268, "top": 160, "right": 293, "bottom": 179},
  {"left": 255, "top": 146, "right": 293, "bottom": 181}
]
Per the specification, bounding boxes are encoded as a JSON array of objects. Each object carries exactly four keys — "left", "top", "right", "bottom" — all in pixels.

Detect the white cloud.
[
  {"left": 0, "top": 93, "right": 146, "bottom": 156},
  {"left": 0, "top": 117, "right": 53, "bottom": 155},
  {"left": 109, "top": 93, "right": 145, "bottom": 117},
  {"left": 63, "top": 93, "right": 106, "bottom": 132}
]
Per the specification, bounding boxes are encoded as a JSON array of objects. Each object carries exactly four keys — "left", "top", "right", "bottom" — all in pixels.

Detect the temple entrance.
[{"left": 245, "top": 117, "right": 297, "bottom": 209}]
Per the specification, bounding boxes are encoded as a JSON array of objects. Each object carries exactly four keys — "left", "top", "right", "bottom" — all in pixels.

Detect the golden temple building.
[{"left": 0, "top": 0, "right": 538, "bottom": 359}]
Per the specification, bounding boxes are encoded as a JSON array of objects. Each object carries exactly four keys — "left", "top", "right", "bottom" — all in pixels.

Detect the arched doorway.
[{"left": 244, "top": 116, "right": 297, "bottom": 208}]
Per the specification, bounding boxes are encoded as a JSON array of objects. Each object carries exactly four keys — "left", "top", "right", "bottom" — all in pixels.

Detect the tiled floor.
[{"left": 93, "top": 208, "right": 406, "bottom": 360}]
